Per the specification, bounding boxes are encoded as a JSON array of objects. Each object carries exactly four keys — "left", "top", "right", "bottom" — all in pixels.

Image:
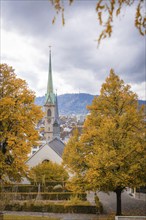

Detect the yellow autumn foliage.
[
  {"left": 0, "top": 64, "right": 43, "bottom": 182},
  {"left": 29, "top": 160, "right": 69, "bottom": 184},
  {"left": 63, "top": 69, "right": 146, "bottom": 192},
  {"left": 63, "top": 69, "right": 145, "bottom": 214}
]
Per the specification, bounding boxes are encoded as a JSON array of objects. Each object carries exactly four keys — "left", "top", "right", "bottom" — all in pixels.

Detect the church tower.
[
  {"left": 44, "top": 48, "right": 60, "bottom": 141},
  {"left": 53, "top": 94, "right": 60, "bottom": 139}
]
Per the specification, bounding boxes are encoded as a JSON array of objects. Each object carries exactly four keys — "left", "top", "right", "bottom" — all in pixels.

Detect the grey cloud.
[
  {"left": 1, "top": 0, "right": 145, "bottom": 99},
  {"left": 1, "top": 0, "right": 95, "bottom": 38},
  {"left": 1, "top": 0, "right": 54, "bottom": 37}
]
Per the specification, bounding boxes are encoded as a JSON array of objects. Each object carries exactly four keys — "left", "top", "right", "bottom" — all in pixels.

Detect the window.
[
  {"left": 47, "top": 109, "right": 51, "bottom": 116},
  {"left": 42, "top": 159, "right": 49, "bottom": 163}
]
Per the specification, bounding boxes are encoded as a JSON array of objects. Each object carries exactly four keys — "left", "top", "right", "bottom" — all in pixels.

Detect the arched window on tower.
[{"left": 47, "top": 109, "right": 51, "bottom": 117}]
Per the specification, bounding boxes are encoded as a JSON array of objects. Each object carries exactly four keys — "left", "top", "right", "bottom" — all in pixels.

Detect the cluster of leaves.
[
  {"left": 50, "top": 0, "right": 74, "bottom": 25},
  {"left": 29, "top": 160, "right": 69, "bottom": 185},
  {"left": 63, "top": 69, "right": 146, "bottom": 213},
  {"left": 50, "top": 0, "right": 145, "bottom": 45},
  {"left": 0, "top": 64, "right": 43, "bottom": 182},
  {"left": 63, "top": 128, "right": 88, "bottom": 192},
  {"left": 96, "top": 0, "right": 145, "bottom": 44}
]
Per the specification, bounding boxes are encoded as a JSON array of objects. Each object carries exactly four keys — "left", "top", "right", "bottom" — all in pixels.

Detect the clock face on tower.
[{"left": 47, "top": 118, "right": 51, "bottom": 123}]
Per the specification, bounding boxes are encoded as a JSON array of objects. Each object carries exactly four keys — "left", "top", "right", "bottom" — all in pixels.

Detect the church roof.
[
  {"left": 26, "top": 137, "right": 65, "bottom": 164},
  {"left": 48, "top": 137, "right": 64, "bottom": 157}
]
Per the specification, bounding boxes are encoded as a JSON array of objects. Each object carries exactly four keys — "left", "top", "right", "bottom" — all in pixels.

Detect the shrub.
[
  {"left": 29, "top": 161, "right": 69, "bottom": 185},
  {"left": 67, "top": 195, "right": 88, "bottom": 205},
  {"left": 5, "top": 201, "right": 101, "bottom": 214},
  {"left": 0, "top": 192, "right": 87, "bottom": 201},
  {"left": 53, "top": 184, "right": 63, "bottom": 192},
  {"left": 0, "top": 185, "right": 38, "bottom": 193},
  {"left": 0, "top": 182, "right": 69, "bottom": 193}
]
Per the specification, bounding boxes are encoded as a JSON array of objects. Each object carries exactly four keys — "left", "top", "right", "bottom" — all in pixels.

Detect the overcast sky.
[{"left": 1, "top": 0, "right": 145, "bottom": 100}]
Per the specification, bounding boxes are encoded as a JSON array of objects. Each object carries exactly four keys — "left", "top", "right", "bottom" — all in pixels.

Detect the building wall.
[{"left": 26, "top": 144, "right": 62, "bottom": 168}]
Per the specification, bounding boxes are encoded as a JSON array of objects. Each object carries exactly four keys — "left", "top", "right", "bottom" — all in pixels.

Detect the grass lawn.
[{"left": 3, "top": 215, "right": 60, "bottom": 220}]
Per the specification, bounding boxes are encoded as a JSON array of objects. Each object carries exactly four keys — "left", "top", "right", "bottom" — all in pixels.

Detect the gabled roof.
[
  {"left": 26, "top": 138, "right": 65, "bottom": 163},
  {"left": 48, "top": 137, "right": 64, "bottom": 157}
]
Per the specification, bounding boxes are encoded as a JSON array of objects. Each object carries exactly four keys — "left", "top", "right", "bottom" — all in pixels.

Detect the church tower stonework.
[{"left": 44, "top": 49, "right": 60, "bottom": 141}]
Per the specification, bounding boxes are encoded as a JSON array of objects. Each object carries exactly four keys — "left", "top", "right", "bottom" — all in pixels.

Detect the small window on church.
[{"left": 47, "top": 109, "right": 51, "bottom": 117}]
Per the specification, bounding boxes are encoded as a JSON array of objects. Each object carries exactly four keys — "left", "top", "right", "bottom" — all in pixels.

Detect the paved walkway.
[
  {"left": 87, "top": 192, "right": 96, "bottom": 205},
  {"left": 5, "top": 211, "right": 103, "bottom": 220},
  {"left": 97, "top": 191, "right": 146, "bottom": 216}
]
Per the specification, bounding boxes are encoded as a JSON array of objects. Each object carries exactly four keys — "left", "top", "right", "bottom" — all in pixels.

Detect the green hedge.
[
  {"left": 0, "top": 185, "right": 38, "bottom": 193},
  {"left": 5, "top": 202, "right": 101, "bottom": 214},
  {"left": 0, "top": 192, "right": 87, "bottom": 201},
  {"left": 0, "top": 182, "right": 67, "bottom": 193}
]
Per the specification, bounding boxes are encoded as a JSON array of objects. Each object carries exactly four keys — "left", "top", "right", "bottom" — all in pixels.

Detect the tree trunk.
[{"left": 115, "top": 187, "right": 123, "bottom": 216}]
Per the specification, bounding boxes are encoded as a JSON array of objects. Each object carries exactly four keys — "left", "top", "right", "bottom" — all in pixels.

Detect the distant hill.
[{"left": 35, "top": 93, "right": 146, "bottom": 115}]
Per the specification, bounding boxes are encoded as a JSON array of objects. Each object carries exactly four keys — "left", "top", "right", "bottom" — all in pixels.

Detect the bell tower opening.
[{"left": 47, "top": 109, "right": 51, "bottom": 117}]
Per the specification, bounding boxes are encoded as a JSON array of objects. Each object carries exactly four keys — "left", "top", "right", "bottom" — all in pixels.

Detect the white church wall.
[{"left": 26, "top": 144, "right": 62, "bottom": 168}]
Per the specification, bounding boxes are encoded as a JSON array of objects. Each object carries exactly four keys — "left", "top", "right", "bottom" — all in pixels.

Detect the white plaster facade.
[{"left": 26, "top": 138, "right": 65, "bottom": 169}]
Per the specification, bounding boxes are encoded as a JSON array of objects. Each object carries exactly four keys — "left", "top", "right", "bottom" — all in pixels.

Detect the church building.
[{"left": 26, "top": 49, "right": 65, "bottom": 168}]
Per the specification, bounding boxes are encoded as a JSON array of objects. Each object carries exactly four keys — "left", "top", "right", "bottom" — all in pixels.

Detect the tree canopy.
[
  {"left": 29, "top": 161, "right": 69, "bottom": 185},
  {"left": 50, "top": 0, "right": 145, "bottom": 45},
  {"left": 63, "top": 69, "right": 146, "bottom": 215},
  {"left": 0, "top": 64, "right": 43, "bottom": 183}
]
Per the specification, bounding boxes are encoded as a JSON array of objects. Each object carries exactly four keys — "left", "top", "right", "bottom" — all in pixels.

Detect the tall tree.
[
  {"left": 0, "top": 64, "right": 43, "bottom": 182},
  {"left": 50, "top": 0, "right": 145, "bottom": 45},
  {"left": 63, "top": 69, "right": 146, "bottom": 215}
]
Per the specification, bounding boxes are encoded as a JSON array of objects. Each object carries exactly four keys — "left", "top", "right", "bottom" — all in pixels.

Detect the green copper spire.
[
  {"left": 47, "top": 48, "right": 53, "bottom": 93},
  {"left": 45, "top": 47, "right": 55, "bottom": 104}
]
